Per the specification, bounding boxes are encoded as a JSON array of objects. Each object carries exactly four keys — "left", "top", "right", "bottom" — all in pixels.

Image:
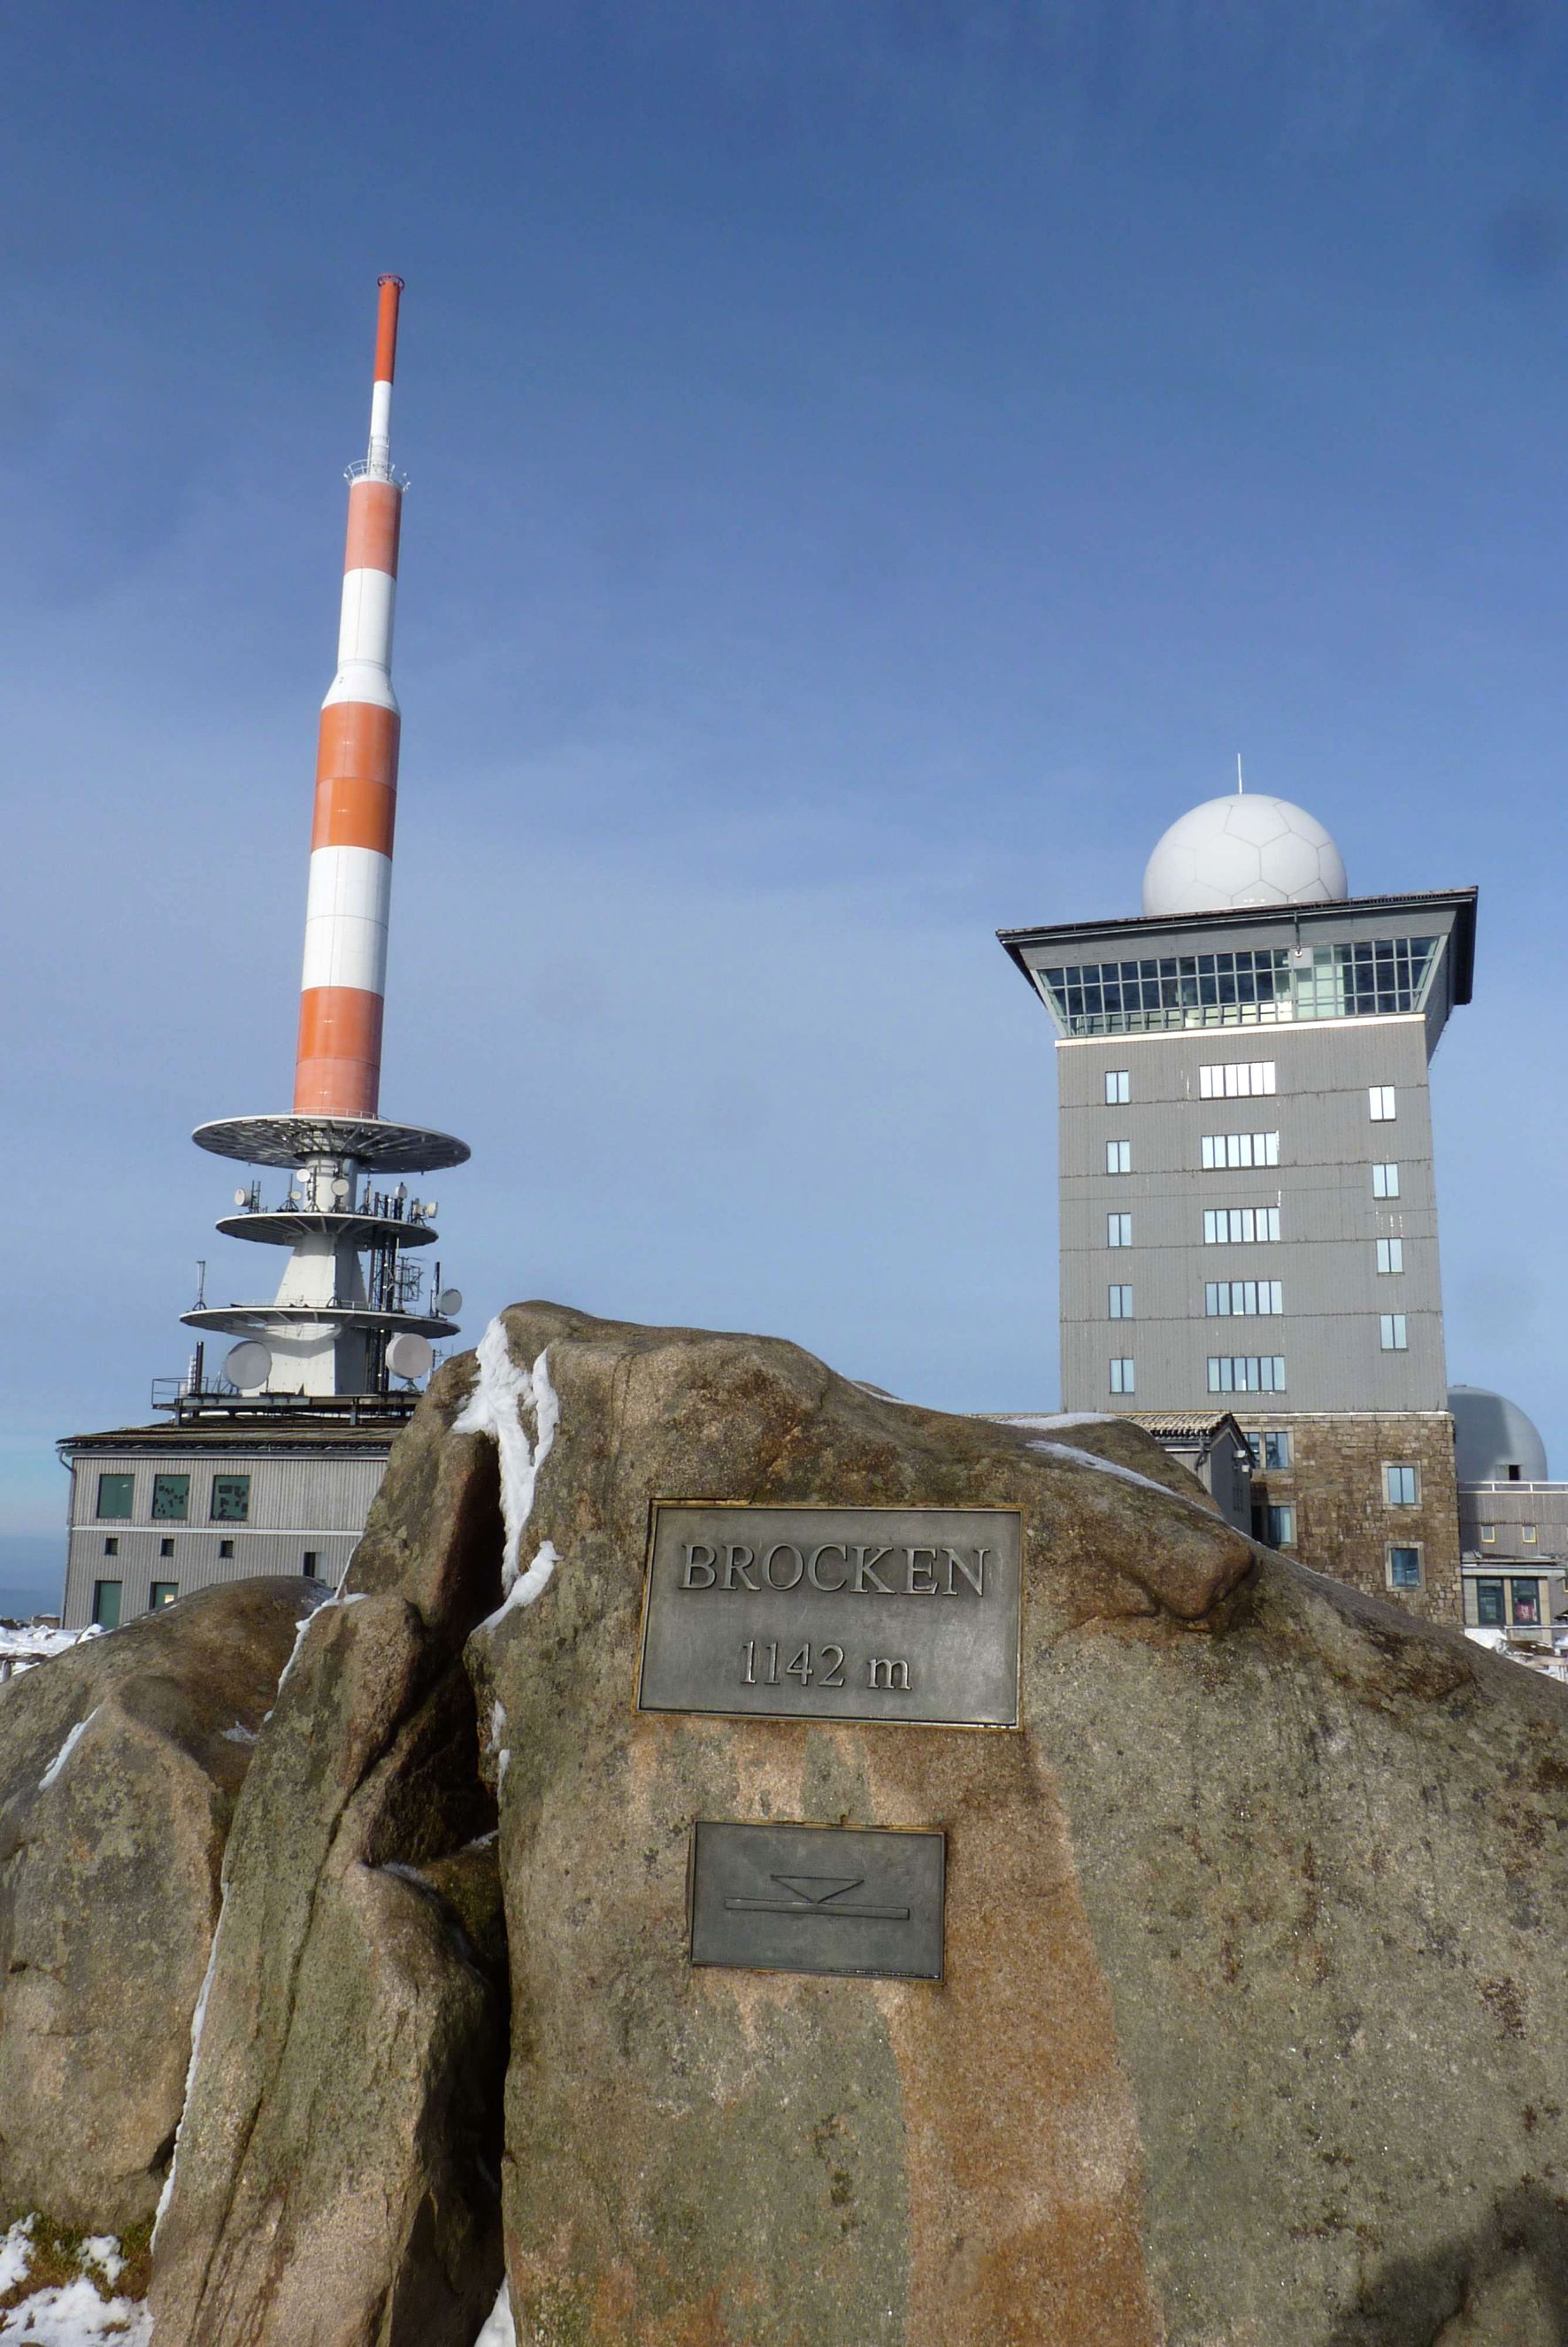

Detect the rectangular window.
[
  {"left": 92, "top": 1581, "right": 122, "bottom": 1629},
  {"left": 1480, "top": 1524, "right": 1496, "bottom": 1543},
  {"left": 1376, "top": 1237, "right": 1404, "bottom": 1276},
  {"left": 1265, "top": 1504, "right": 1296, "bottom": 1547},
  {"left": 96, "top": 1474, "right": 133, "bottom": 1520},
  {"left": 158, "top": 1537, "right": 174, "bottom": 1558},
  {"left": 1207, "top": 1356, "right": 1287, "bottom": 1394},
  {"left": 1199, "top": 1062, "right": 1276, "bottom": 1099},
  {"left": 1104, "top": 1070, "right": 1130, "bottom": 1104},
  {"left": 150, "top": 1473, "right": 189, "bottom": 1521},
  {"left": 1110, "top": 1358, "right": 1135, "bottom": 1395},
  {"left": 1369, "top": 1085, "right": 1396, "bottom": 1121},
  {"left": 1522, "top": 1525, "right": 1539, "bottom": 1544},
  {"left": 303, "top": 1551, "right": 319, "bottom": 1576},
  {"left": 1475, "top": 1579, "right": 1505, "bottom": 1626},
  {"left": 1387, "top": 1545, "right": 1423, "bottom": 1589},
  {"left": 1380, "top": 1314, "right": 1409, "bottom": 1351},
  {"left": 1203, "top": 1206, "right": 1281, "bottom": 1245},
  {"left": 1108, "top": 1284, "right": 1134, "bottom": 1320},
  {"left": 103, "top": 1536, "right": 119, "bottom": 1557},
  {"left": 1105, "top": 1138, "right": 1131, "bottom": 1174},
  {"left": 150, "top": 1582, "right": 178, "bottom": 1609},
  {"left": 1263, "top": 1430, "right": 1291, "bottom": 1470},
  {"left": 211, "top": 1475, "right": 250, "bottom": 1523},
  {"left": 1205, "top": 1280, "right": 1283, "bottom": 1316},
  {"left": 1200, "top": 1132, "right": 1280, "bottom": 1170},
  {"left": 1372, "top": 1162, "right": 1400, "bottom": 1199},
  {"left": 1385, "top": 1465, "right": 1418, "bottom": 1505},
  {"left": 1107, "top": 1212, "right": 1132, "bottom": 1248},
  {"left": 1511, "top": 1579, "right": 1541, "bottom": 1626},
  {"left": 218, "top": 1539, "right": 234, "bottom": 1559}
]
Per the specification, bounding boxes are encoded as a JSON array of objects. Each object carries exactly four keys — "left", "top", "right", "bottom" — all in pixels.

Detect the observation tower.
[{"left": 181, "top": 275, "right": 468, "bottom": 1404}]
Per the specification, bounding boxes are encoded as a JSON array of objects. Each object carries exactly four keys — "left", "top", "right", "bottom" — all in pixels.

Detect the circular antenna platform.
[
  {"left": 224, "top": 1340, "right": 273, "bottom": 1391},
  {"left": 387, "top": 1332, "right": 434, "bottom": 1382},
  {"left": 435, "top": 1287, "right": 464, "bottom": 1317},
  {"left": 193, "top": 1114, "right": 471, "bottom": 1174}
]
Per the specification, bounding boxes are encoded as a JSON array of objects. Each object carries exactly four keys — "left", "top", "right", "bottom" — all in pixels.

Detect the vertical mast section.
[{"left": 294, "top": 274, "right": 406, "bottom": 1119}]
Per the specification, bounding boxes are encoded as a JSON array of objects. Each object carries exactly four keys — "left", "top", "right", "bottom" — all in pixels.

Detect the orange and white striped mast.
[
  {"left": 188, "top": 277, "right": 468, "bottom": 1403},
  {"left": 295, "top": 273, "right": 406, "bottom": 1119}
]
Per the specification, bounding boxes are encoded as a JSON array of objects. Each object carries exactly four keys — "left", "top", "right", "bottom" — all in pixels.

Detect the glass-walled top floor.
[{"left": 1034, "top": 935, "right": 1442, "bottom": 1038}]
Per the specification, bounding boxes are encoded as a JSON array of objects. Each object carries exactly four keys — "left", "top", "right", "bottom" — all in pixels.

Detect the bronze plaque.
[
  {"left": 689, "top": 1820, "right": 946, "bottom": 1980},
  {"left": 636, "top": 1502, "right": 1022, "bottom": 1728}
]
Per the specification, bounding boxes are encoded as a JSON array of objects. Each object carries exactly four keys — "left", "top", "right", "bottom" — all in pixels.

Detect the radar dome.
[
  {"left": 1142, "top": 795, "right": 1348, "bottom": 918},
  {"left": 1449, "top": 1387, "right": 1549, "bottom": 1485}
]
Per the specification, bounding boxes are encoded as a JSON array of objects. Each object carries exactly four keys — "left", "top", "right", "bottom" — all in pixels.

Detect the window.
[
  {"left": 1200, "top": 1132, "right": 1280, "bottom": 1170},
  {"left": 1039, "top": 940, "right": 1441, "bottom": 1039},
  {"left": 92, "top": 1581, "right": 122, "bottom": 1629},
  {"left": 1203, "top": 1206, "right": 1280, "bottom": 1244},
  {"left": 1387, "top": 1546, "right": 1423, "bottom": 1589},
  {"left": 1200, "top": 1062, "right": 1277, "bottom": 1099},
  {"left": 1372, "top": 1163, "right": 1400, "bottom": 1199},
  {"left": 1480, "top": 1524, "right": 1496, "bottom": 1543},
  {"left": 1246, "top": 1429, "right": 1292, "bottom": 1472},
  {"left": 303, "top": 1551, "right": 319, "bottom": 1575},
  {"left": 1369, "top": 1085, "right": 1396, "bottom": 1121},
  {"left": 158, "top": 1537, "right": 174, "bottom": 1558},
  {"left": 1208, "top": 1356, "right": 1287, "bottom": 1394},
  {"left": 218, "top": 1540, "right": 234, "bottom": 1559},
  {"left": 1104, "top": 1070, "right": 1130, "bottom": 1104},
  {"left": 1380, "top": 1314, "right": 1408, "bottom": 1351},
  {"left": 1110, "top": 1358, "right": 1135, "bottom": 1395},
  {"left": 1108, "top": 1212, "right": 1132, "bottom": 1248},
  {"left": 211, "top": 1475, "right": 250, "bottom": 1523},
  {"left": 1522, "top": 1525, "right": 1539, "bottom": 1544},
  {"left": 1264, "top": 1504, "right": 1296, "bottom": 1547},
  {"left": 1108, "top": 1284, "right": 1134, "bottom": 1320},
  {"left": 1376, "top": 1237, "right": 1403, "bottom": 1276},
  {"left": 1105, "top": 1139, "right": 1131, "bottom": 1174},
  {"left": 150, "top": 1582, "right": 178, "bottom": 1609},
  {"left": 150, "top": 1473, "right": 189, "bottom": 1521},
  {"left": 103, "top": 1536, "right": 119, "bottom": 1557},
  {"left": 1385, "top": 1465, "right": 1418, "bottom": 1506},
  {"left": 1512, "top": 1579, "right": 1541, "bottom": 1627},
  {"left": 1205, "top": 1280, "right": 1283, "bottom": 1317},
  {"left": 1474, "top": 1579, "right": 1505, "bottom": 1626},
  {"left": 96, "top": 1474, "right": 133, "bottom": 1520}
]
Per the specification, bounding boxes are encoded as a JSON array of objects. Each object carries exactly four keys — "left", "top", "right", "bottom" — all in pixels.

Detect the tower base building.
[{"left": 1000, "top": 790, "right": 1477, "bottom": 1624}]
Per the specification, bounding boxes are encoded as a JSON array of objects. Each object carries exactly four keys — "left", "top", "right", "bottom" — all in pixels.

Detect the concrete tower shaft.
[{"left": 295, "top": 274, "right": 406, "bottom": 1119}]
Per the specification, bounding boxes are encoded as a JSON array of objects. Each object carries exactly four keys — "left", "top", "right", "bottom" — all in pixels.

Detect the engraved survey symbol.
[{"left": 724, "top": 1873, "right": 911, "bottom": 1922}]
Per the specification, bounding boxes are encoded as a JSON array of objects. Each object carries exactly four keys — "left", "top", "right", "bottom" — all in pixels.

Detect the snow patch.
[
  {"left": 991, "top": 1412, "right": 1120, "bottom": 1431},
  {"left": 38, "top": 1709, "right": 98, "bottom": 1792},
  {"left": 1026, "top": 1439, "right": 1205, "bottom": 1511},
  {"left": 455, "top": 1321, "right": 559, "bottom": 1606},
  {"left": 152, "top": 1907, "right": 224, "bottom": 2245},
  {"left": 0, "top": 2219, "right": 34, "bottom": 2293},
  {"left": 220, "top": 1721, "right": 257, "bottom": 1744},
  {"left": 473, "top": 2274, "right": 516, "bottom": 2345},
  {"left": 0, "top": 2221, "right": 150, "bottom": 2343}
]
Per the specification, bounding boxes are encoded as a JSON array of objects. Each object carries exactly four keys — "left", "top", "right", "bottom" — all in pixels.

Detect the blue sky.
[{"left": 4, "top": 1, "right": 1566, "bottom": 1601}]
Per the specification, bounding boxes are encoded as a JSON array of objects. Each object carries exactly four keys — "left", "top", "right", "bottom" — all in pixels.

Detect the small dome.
[
  {"left": 1142, "top": 794, "right": 1349, "bottom": 918},
  {"left": 1449, "top": 1386, "right": 1549, "bottom": 1484}
]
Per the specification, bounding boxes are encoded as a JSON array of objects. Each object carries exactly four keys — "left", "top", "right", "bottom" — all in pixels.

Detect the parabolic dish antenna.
[
  {"left": 387, "top": 1332, "right": 434, "bottom": 1382},
  {"left": 225, "top": 1341, "right": 273, "bottom": 1391},
  {"left": 234, "top": 1189, "right": 250, "bottom": 1207},
  {"left": 435, "top": 1287, "right": 463, "bottom": 1317}
]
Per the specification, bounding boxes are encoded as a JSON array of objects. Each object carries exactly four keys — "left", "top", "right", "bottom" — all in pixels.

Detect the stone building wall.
[{"left": 1244, "top": 1410, "right": 1461, "bottom": 1625}]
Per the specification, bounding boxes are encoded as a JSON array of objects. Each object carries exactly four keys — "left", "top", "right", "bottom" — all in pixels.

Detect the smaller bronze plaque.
[{"left": 689, "top": 1820, "right": 945, "bottom": 1981}]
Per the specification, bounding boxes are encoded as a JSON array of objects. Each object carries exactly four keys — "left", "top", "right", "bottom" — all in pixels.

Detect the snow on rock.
[
  {"left": 455, "top": 1320, "right": 559, "bottom": 1601},
  {"left": 991, "top": 1412, "right": 1120, "bottom": 1431},
  {"left": 1026, "top": 1438, "right": 1210, "bottom": 1511},
  {"left": 37, "top": 1709, "right": 98, "bottom": 1792},
  {"left": 473, "top": 2275, "right": 517, "bottom": 2346},
  {"left": 0, "top": 2221, "right": 150, "bottom": 2344}
]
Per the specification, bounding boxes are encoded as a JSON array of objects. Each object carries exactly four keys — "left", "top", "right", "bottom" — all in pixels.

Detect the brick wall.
[{"left": 1244, "top": 1412, "right": 1460, "bottom": 1626}]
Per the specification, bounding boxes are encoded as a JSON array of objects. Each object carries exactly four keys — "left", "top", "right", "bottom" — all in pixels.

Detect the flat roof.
[
  {"left": 58, "top": 1420, "right": 401, "bottom": 1458},
  {"left": 997, "top": 887, "right": 1478, "bottom": 1006}
]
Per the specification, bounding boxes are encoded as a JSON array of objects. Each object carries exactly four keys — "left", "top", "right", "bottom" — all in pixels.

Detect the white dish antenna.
[
  {"left": 423, "top": 1200, "right": 438, "bottom": 1218},
  {"left": 435, "top": 1287, "right": 463, "bottom": 1317},
  {"left": 332, "top": 1175, "right": 350, "bottom": 1199},
  {"left": 225, "top": 1340, "right": 273, "bottom": 1392},
  {"left": 234, "top": 1188, "right": 250, "bottom": 1207},
  {"left": 387, "top": 1332, "right": 434, "bottom": 1382}
]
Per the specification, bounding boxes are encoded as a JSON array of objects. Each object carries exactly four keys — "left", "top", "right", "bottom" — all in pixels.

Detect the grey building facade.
[{"left": 999, "top": 886, "right": 1477, "bottom": 1620}]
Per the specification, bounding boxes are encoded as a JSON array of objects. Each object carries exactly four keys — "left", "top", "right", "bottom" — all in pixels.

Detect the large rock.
[
  {"left": 442, "top": 1304, "right": 1568, "bottom": 2347},
  {"left": 149, "top": 1370, "right": 508, "bottom": 2347},
  {"left": 0, "top": 1577, "right": 319, "bottom": 2231}
]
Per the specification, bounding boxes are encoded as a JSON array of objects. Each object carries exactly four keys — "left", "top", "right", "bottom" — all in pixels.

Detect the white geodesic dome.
[{"left": 1141, "top": 795, "right": 1348, "bottom": 918}]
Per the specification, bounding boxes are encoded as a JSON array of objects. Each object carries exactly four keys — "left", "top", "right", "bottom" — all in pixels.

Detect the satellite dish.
[
  {"left": 395, "top": 1181, "right": 407, "bottom": 1202},
  {"left": 386, "top": 1332, "right": 434, "bottom": 1382},
  {"left": 225, "top": 1341, "right": 273, "bottom": 1391},
  {"left": 423, "top": 1200, "right": 438, "bottom": 1219},
  {"left": 234, "top": 1188, "right": 250, "bottom": 1208},
  {"left": 331, "top": 1176, "right": 350, "bottom": 1199},
  {"left": 435, "top": 1288, "right": 463, "bottom": 1317}
]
